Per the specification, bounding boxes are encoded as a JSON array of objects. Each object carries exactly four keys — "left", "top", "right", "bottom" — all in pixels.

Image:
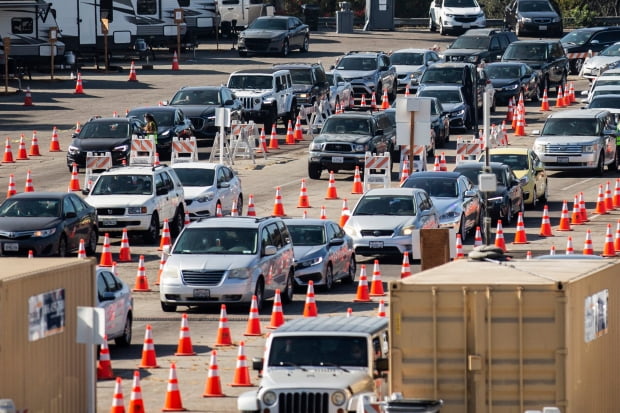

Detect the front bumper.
[
  {"left": 184, "top": 198, "right": 217, "bottom": 219},
  {"left": 0, "top": 236, "right": 61, "bottom": 257},
  {"left": 160, "top": 276, "right": 255, "bottom": 305},
  {"left": 238, "top": 38, "right": 284, "bottom": 54},
  {"left": 517, "top": 20, "right": 561, "bottom": 35},
  {"left": 97, "top": 214, "right": 152, "bottom": 233},
  {"left": 308, "top": 152, "right": 366, "bottom": 173},
  {"left": 441, "top": 16, "right": 486, "bottom": 32},
  {"left": 536, "top": 152, "right": 599, "bottom": 170},
  {"left": 67, "top": 151, "right": 129, "bottom": 169},
  {"left": 350, "top": 234, "right": 412, "bottom": 257}
]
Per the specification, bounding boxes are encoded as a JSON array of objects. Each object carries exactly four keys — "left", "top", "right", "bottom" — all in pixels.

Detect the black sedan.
[
  {"left": 66, "top": 117, "right": 145, "bottom": 171},
  {"left": 0, "top": 192, "right": 99, "bottom": 257},
  {"left": 485, "top": 62, "right": 541, "bottom": 105},
  {"left": 237, "top": 16, "right": 309, "bottom": 57},
  {"left": 166, "top": 86, "right": 244, "bottom": 140},
  {"left": 126, "top": 106, "right": 194, "bottom": 158},
  {"left": 453, "top": 161, "right": 525, "bottom": 226}
]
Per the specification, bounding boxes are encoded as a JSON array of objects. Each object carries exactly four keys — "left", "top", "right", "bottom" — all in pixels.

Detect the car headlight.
[
  {"left": 309, "top": 141, "right": 322, "bottom": 151},
  {"left": 504, "top": 83, "right": 519, "bottom": 91},
  {"left": 228, "top": 267, "right": 251, "bottom": 279},
  {"left": 297, "top": 256, "right": 323, "bottom": 268},
  {"left": 446, "top": 13, "right": 454, "bottom": 17},
  {"left": 32, "top": 228, "right": 56, "bottom": 237},
  {"left": 520, "top": 175, "right": 530, "bottom": 185},
  {"left": 411, "top": 70, "right": 423, "bottom": 80},
  {"left": 582, "top": 144, "right": 596, "bottom": 153},
  {"left": 195, "top": 192, "right": 215, "bottom": 203},
  {"left": 160, "top": 130, "right": 170, "bottom": 137},
  {"left": 477, "top": 12, "right": 485, "bottom": 18},
  {"left": 344, "top": 226, "right": 357, "bottom": 236},
  {"left": 113, "top": 144, "right": 129, "bottom": 152},
  {"left": 161, "top": 266, "right": 180, "bottom": 279},
  {"left": 68, "top": 145, "right": 80, "bottom": 154},
  {"left": 452, "top": 109, "right": 465, "bottom": 116},
  {"left": 127, "top": 207, "right": 147, "bottom": 214},
  {"left": 552, "top": 16, "right": 560, "bottom": 22},
  {"left": 533, "top": 143, "right": 545, "bottom": 153},
  {"left": 263, "top": 96, "right": 275, "bottom": 105},
  {"left": 262, "top": 391, "right": 277, "bottom": 406},
  {"left": 400, "top": 225, "right": 415, "bottom": 236},
  {"left": 439, "top": 210, "right": 460, "bottom": 221},
  {"left": 467, "top": 56, "right": 478, "bottom": 63},
  {"left": 519, "top": 16, "right": 532, "bottom": 23},
  {"left": 354, "top": 144, "right": 365, "bottom": 152},
  {"left": 298, "top": 93, "right": 309, "bottom": 99},
  {"left": 331, "top": 391, "right": 346, "bottom": 406}
]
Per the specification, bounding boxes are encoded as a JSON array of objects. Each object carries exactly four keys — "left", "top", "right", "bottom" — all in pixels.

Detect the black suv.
[
  {"left": 561, "top": 26, "right": 620, "bottom": 74},
  {"left": 332, "top": 51, "right": 397, "bottom": 104},
  {"left": 307, "top": 112, "right": 395, "bottom": 180},
  {"left": 503, "top": 0, "right": 562, "bottom": 37},
  {"left": 273, "top": 62, "right": 330, "bottom": 108},
  {"left": 443, "top": 29, "right": 518, "bottom": 65},
  {"left": 501, "top": 40, "right": 568, "bottom": 92}
]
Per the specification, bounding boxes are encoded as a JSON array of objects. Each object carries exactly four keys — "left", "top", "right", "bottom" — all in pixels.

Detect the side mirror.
[
  {"left": 162, "top": 100, "right": 169, "bottom": 106},
  {"left": 512, "top": 179, "right": 521, "bottom": 187},
  {"left": 100, "top": 291, "right": 116, "bottom": 302},
  {"left": 328, "top": 238, "right": 345, "bottom": 246},
  {"left": 464, "top": 189, "right": 476, "bottom": 198},
  {"left": 252, "top": 357, "right": 263, "bottom": 371},
  {"left": 156, "top": 187, "right": 169, "bottom": 196},
  {"left": 224, "top": 99, "right": 234, "bottom": 105},
  {"left": 65, "top": 211, "right": 77, "bottom": 218},
  {"left": 532, "top": 129, "right": 541, "bottom": 135},
  {"left": 218, "top": 181, "right": 230, "bottom": 189},
  {"left": 82, "top": 188, "right": 91, "bottom": 196},
  {"left": 376, "top": 128, "right": 384, "bottom": 136},
  {"left": 264, "top": 245, "right": 277, "bottom": 256}
]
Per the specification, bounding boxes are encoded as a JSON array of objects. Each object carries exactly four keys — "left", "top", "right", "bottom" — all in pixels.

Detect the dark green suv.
[
  {"left": 501, "top": 40, "right": 568, "bottom": 92},
  {"left": 273, "top": 62, "right": 330, "bottom": 109},
  {"left": 443, "top": 29, "right": 518, "bottom": 65}
]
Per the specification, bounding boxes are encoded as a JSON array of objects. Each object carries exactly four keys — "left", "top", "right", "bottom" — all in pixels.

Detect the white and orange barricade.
[
  {"left": 364, "top": 152, "right": 391, "bottom": 190},
  {"left": 300, "top": 98, "right": 331, "bottom": 136},
  {"left": 229, "top": 121, "right": 259, "bottom": 162},
  {"left": 171, "top": 136, "right": 198, "bottom": 164},
  {"left": 129, "top": 136, "right": 156, "bottom": 165},
  {"left": 400, "top": 145, "right": 427, "bottom": 175},
  {"left": 455, "top": 137, "right": 483, "bottom": 164},
  {"left": 84, "top": 151, "right": 112, "bottom": 190},
  {"left": 208, "top": 131, "right": 233, "bottom": 165}
]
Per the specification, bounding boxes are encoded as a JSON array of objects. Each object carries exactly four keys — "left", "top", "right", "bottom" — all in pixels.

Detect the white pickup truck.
[{"left": 428, "top": 0, "right": 486, "bottom": 35}]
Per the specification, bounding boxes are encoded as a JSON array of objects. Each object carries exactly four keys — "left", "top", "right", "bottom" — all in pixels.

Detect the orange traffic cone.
[
  {"left": 255, "top": 127, "right": 269, "bottom": 153},
  {"left": 215, "top": 204, "right": 223, "bottom": 217},
  {"left": 439, "top": 152, "right": 447, "bottom": 171},
  {"left": 474, "top": 226, "right": 483, "bottom": 246},
  {"left": 404, "top": 84, "right": 410, "bottom": 97},
  {"left": 454, "top": 233, "right": 464, "bottom": 259},
  {"left": 162, "top": 362, "right": 186, "bottom": 411},
  {"left": 377, "top": 299, "right": 386, "bottom": 318},
  {"left": 23, "top": 86, "right": 33, "bottom": 106},
  {"left": 138, "top": 324, "right": 160, "bottom": 368},
  {"left": 353, "top": 265, "right": 371, "bottom": 302},
  {"left": 512, "top": 212, "right": 528, "bottom": 244},
  {"left": 2, "top": 137, "right": 14, "bottom": 163},
  {"left": 433, "top": 155, "right": 440, "bottom": 171},
  {"left": 132, "top": 255, "right": 151, "bottom": 292},
  {"left": 400, "top": 157, "right": 410, "bottom": 184},
  {"left": 555, "top": 85, "right": 565, "bottom": 107},
  {"left": 346, "top": 307, "right": 353, "bottom": 317},
  {"left": 339, "top": 198, "right": 350, "bottom": 227},
  {"left": 159, "top": 219, "right": 172, "bottom": 250},
  {"left": 174, "top": 313, "right": 196, "bottom": 356},
  {"left": 118, "top": 228, "right": 132, "bottom": 262},
  {"left": 602, "top": 224, "right": 617, "bottom": 257},
  {"left": 127, "top": 371, "right": 144, "bottom": 413},
  {"left": 246, "top": 194, "right": 256, "bottom": 216},
  {"left": 203, "top": 351, "right": 225, "bottom": 397},
  {"left": 267, "top": 289, "right": 285, "bottom": 329},
  {"left": 565, "top": 236, "right": 574, "bottom": 255},
  {"left": 514, "top": 109, "right": 525, "bottom": 136},
  {"left": 325, "top": 171, "right": 339, "bottom": 199},
  {"left": 74, "top": 72, "right": 84, "bottom": 94},
  {"left": 579, "top": 192, "right": 588, "bottom": 222},
  {"left": 69, "top": 162, "right": 81, "bottom": 191},
  {"left": 506, "top": 97, "right": 514, "bottom": 122},
  {"left": 6, "top": 174, "right": 16, "bottom": 198},
  {"left": 77, "top": 239, "right": 87, "bottom": 259},
  {"left": 500, "top": 121, "right": 509, "bottom": 145},
  {"left": 594, "top": 184, "right": 607, "bottom": 215},
  {"left": 230, "top": 200, "right": 239, "bottom": 216},
  {"left": 615, "top": 219, "right": 620, "bottom": 252},
  {"left": 303, "top": 281, "right": 318, "bottom": 317},
  {"left": 29, "top": 131, "right": 41, "bottom": 156},
  {"left": 49, "top": 126, "right": 61, "bottom": 152},
  {"left": 99, "top": 233, "right": 114, "bottom": 267},
  {"left": 27, "top": 249, "right": 34, "bottom": 258},
  {"left": 557, "top": 200, "right": 572, "bottom": 231},
  {"left": 570, "top": 194, "right": 582, "bottom": 225},
  {"left": 110, "top": 377, "right": 125, "bottom": 413},
  {"left": 15, "top": 134, "right": 28, "bottom": 160},
  {"left": 540, "top": 88, "right": 550, "bottom": 111},
  {"left": 583, "top": 229, "right": 594, "bottom": 255},
  {"left": 171, "top": 51, "right": 180, "bottom": 71},
  {"left": 24, "top": 170, "right": 34, "bottom": 192},
  {"left": 156, "top": 250, "right": 167, "bottom": 285},
  {"left": 370, "top": 91, "right": 377, "bottom": 110},
  {"left": 548, "top": 245, "right": 556, "bottom": 255},
  {"left": 494, "top": 220, "right": 506, "bottom": 252},
  {"left": 268, "top": 124, "right": 280, "bottom": 149},
  {"left": 569, "top": 82, "right": 575, "bottom": 103},
  {"left": 97, "top": 336, "right": 114, "bottom": 380},
  {"left": 244, "top": 295, "right": 263, "bottom": 336},
  {"left": 297, "top": 179, "right": 311, "bottom": 208},
  {"left": 605, "top": 181, "right": 614, "bottom": 211},
  {"left": 214, "top": 304, "right": 233, "bottom": 346},
  {"left": 400, "top": 252, "right": 411, "bottom": 278},
  {"left": 319, "top": 205, "right": 327, "bottom": 220},
  {"left": 272, "top": 186, "right": 285, "bottom": 216},
  {"left": 75, "top": 121, "right": 82, "bottom": 133},
  {"left": 539, "top": 205, "right": 553, "bottom": 236},
  {"left": 613, "top": 178, "right": 620, "bottom": 208},
  {"left": 128, "top": 61, "right": 138, "bottom": 82},
  {"left": 285, "top": 119, "right": 295, "bottom": 144},
  {"left": 351, "top": 166, "right": 364, "bottom": 194},
  {"left": 360, "top": 94, "right": 367, "bottom": 107},
  {"left": 294, "top": 115, "right": 304, "bottom": 141},
  {"left": 369, "top": 259, "right": 385, "bottom": 296},
  {"left": 380, "top": 89, "right": 389, "bottom": 110},
  {"left": 230, "top": 341, "right": 253, "bottom": 387}
]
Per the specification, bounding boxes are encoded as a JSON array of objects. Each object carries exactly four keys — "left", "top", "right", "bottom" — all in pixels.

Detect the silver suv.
[
  {"left": 159, "top": 216, "right": 295, "bottom": 312},
  {"left": 332, "top": 51, "right": 397, "bottom": 105},
  {"left": 84, "top": 164, "right": 186, "bottom": 244}
]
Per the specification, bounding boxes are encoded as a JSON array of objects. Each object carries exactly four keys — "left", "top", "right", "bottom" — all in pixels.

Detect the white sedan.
[
  {"left": 326, "top": 71, "right": 353, "bottom": 111},
  {"left": 97, "top": 267, "right": 133, "bottom": 346},
  {"left": 172, "top": 162, "right": 243, "bottom": 218}
]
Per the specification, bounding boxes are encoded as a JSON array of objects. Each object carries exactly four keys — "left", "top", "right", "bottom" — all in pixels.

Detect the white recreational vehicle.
[
  {"left": 216, "top": 0, "right": 274, "bottom": 35},
  {"left": 177, "top": 0, "right": 219, "bottom": 39}
]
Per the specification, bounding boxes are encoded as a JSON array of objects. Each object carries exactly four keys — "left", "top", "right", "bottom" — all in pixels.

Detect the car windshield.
[
  {"left": 451, "top": 36, "right": 489, "bottom": 50},
  {"left": 336, "top": 57, "right": 376, "bottom": 71},
  {"left": 173, "top": 168, "right": 215, "bottom": 187},
  {"left": 228, "top": 75, "right": 273, "bottom": 90},
  {"left": 268, "top": 336, "right": 368, "bottom": 367},
  {"left": 488, "top": 154, "right": 529, "bottom": 171},
  {"left": 287, "top": 224, "right": 326, "bottom": 246},
  {"left": 541, "top": 118, "right": 600, "bottom": 136},
  {"left": 128, "top": 110, "right": 173, "bottom": 126},
  {"left": 353, "top": 195, "right": 416, "bottom": 216},
  {"left": 518, "top": 1, "right": 553, "bottom": 12},
  {"left": 600, "top": 43, "right": 620, "bottom": 57},
  {"left": 561, "top": 30, "right": 594, "bottom": 46},
  {"left": 170, "top": 89, "right": 220, "bottom": 105},
  {"left": 326, "top": 73, "right": 335, "bottom": 85},
  {"left": 503, "top": 44, "right": 547, "bottom": 60},
  {"left": 444, "top": 0, "right": 478, "bottom": 7},
  {"left": 485, "top": 65, "right": 521, "bottom": 79},
  {"left": 420, "top": 67, "right": 463, "bottom": 84},
  {"left": 390, "top": 52, "right": 424, "bottom": 65},
  {"left": 248, "top": 18, "right": 287, "bottom": 30},
  {"left": 592, "top": 89, "right": 620, "bottom": 99},
  {"left": 0, "top": 199, "right": 61, "bottom": 217},
  {"left": 79, "top": 121, "right": 130, "bottom": 139},
  {"left": 91, "top": 175, "right": 153, "bottom": 195},
  {"left": 402, "top": 178, "right": 458, "bottom": 198},
  {"left": 457, "top": 166, "right": 507, "bottom": 186},
  {"left": 419, "top": 89, "right": 463, "bottom": 104},
  {"left": 588, "top": 96, "right": 620, "bottom": 109},
  {"left": 321, "top": 117, "right": 372, "bottom": 134},
  {"left": 288, "top": 68, "right": 313, "bottom": 85},
  {"left": 172, "top": 227, "right": 258, "bottom": 254}
]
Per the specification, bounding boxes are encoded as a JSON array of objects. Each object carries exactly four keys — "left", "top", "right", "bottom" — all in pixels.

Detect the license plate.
[
  {"left": 369, "top": 241, "right": 384, "bottom": 248},
  {"left": 3, "top": 243, "right": 18, "bottom": 252},
  {"left": 332, "top": 156, "right": 344, "bottom": 163},
  {"left": 557, "top": 156, "right": 569, "bottom": 164},
  {"left": 539, "top": 25, "right": 547, "bottom": 30},
  {"left": 102, "top": 219, "right": 117, "bottom": 226},
  {"left": 193, "top": 289, "right": 210, "bottom": 298},
  {"left": 462, "top": 24, "right": 470, "bottom": 28}
]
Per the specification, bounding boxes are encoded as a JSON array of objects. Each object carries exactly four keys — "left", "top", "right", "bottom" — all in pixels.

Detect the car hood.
[
  {"left": 262, "top": 369, "right": 372, "bottom": 389},
  {"left": 338, "top": 70, "right": 378, "bottom": 80},
  {"left": 71, "top": 137, "right": 130, "bottom": 150},
  {"left": 490, "top": 78, "right": 519, "bottom": 88},
  {"left": 233, "top": 89, "right": 272, "bottom": 97},
  {"left": 85, "top": 195, "right": 154, "bottom": 208},
  {"left": 393, "top": 64, "right": 425, "bottom": 74},
  {"left": 442, "top": 102, "right": 466, "bottom": 112},
  {"left": 444, "top": 49, "right": 484, "bottom": 56},
  {"left": 504, "top": 59, "right": 544, "bottom": 70},
  {"left": 347, "top": 215, "right": 415, "bottom": 230},
  {"left": 583, "top": 56, "right": 620, "bottom": 68},
  {"left": 0, "top": 217, "right": 61, "bottom": 231},
  {"left": 537, "top": 135, "right": 602, "bottom": 145},
  {"left": 242, "top": 28, "right": 286, "bottom": 39},
  {"left": 442, "top": 6, "right": 482, "bottom": 15},
  {"left": 314, "top": 133, "right": 372, "bottom": 145},
  {"left": 182, "top": 186, "right": 214, "bottom": 200},
  {"left": 292, "top": 85, "right": 312, "bottom": 94},
  {"left": 167, "top": 254, "right": 256, "bottom": 270},
  {"left": 431, "top": 198, "right": 462, "bottom": 215},
  {"left": 293, "top": 245, "right": 324, "bottom": 259},
  {"left": 169, "top": 105, "right": 216, "bottom": 117}
]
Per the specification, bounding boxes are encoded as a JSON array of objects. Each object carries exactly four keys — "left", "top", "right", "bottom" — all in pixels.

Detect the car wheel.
[
  {"left": 342, "top": 255, "right": 356, "bottom": 284},
  {"left": 254, "top": 278, "right": 265, "bottom": 312},
  {"left": 161, "top": 302, "right": 177, "bottom": 312},
  {"left": 429, "top": 17, "right": 436, "bottom": 32},
  {"left": 308, "top": 163, "right": 322, "bottom": 180},
  {"left": 504, "top": 199, "right": 513, "bottom": 226},
  {"left": 459, "top": 215, "right": 467, "bottom": 242},
  {"left": 171, "top": 207, "right": 184, "bottom": 239},
  {"left": 143, "top": 213, "right": 160, "bottom": 244},
  {"left": 114, "top": 313, "right": 132, "bottom": 347},
  {"left": 322, "top": 264, "right": 334, "bottom": 292},
  {"left": 541, "top": 180, "right": 549, "bottom": 203},
  {"left": 609, "top": 150, "right": 618, "bottom": 172},
  {"left": 281, "top": 40, "right": 289, "bottom": 57},
  {"left": 239, "top": 50, "right": 247, "bottom": 57},
  {"left": 264, "top": 106, "right": 277, "bottom": 134},
  {"left": 596, "top": 152, "right": 605, "bottom": 176},
  {"left": 57, "top": 235, "right": 68, "bottom": 257},
  {"left": 281, "top": 269, "right": 294, "bottom": 304},
  {"left": 439, "top": 20, "right": 446, "bottom": 35},
  {"left": 300, "top": 36, "right": 309, "bottom": 53},
  {"left": 571, "top": 58, "right": 584, "bottom": 75},
  {"left": 85, "top": 229, "right": 98, "bottom": 256},
  {"left": 236, "top": 194, "right": 244, "bottom": 215},
  {"left": 531, "top": 185, "right": 539, "bottom": 209},
  {"left": 389, "top": 81, "right": 397, "bottom": 101}
]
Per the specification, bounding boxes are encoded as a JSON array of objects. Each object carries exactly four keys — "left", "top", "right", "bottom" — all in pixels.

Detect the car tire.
[
  {"left": 281, "top": 269, "right": 294, "bottom": 304},
  {"left": 439, "top": 20, "right": 446, "bottom": 36},
  {"left": 143, "top": 213, "right": 160, "bottom": 244},
  {"left": 171, "top": 206, "right": 184, "bottom": 239},
  {"left": 571, "top": 58, "right": 584, "bottom": 75},
  {"left": 429, "top": 17, "right": 436, "bottom": 32},
  {"left": 342, "top": 255, "right": 356, "bottom": 284},
  {"left": 300, "top": 36, "right": 309, "bottom": 53},
  {"left": 322, "top": 264, "right": 334, "bottom": 292},
  {"left": 254, "top": 278, "right": 265, "bottom": 312},
  {"left": 57, "top": 235, "right": 68, "bottom": 257},
  {"left": 308, "top": 163, "right": 322, "bottom": 180},
  {"left": 239, "top": 50, "right": 247, "bottom": 57},
  {"left": 459, "top": 215, "right": 467, "bottom": 242},
  {"left": 161, "top": 302, "right": 177, "bottom": 312},
  {"left": 264, "top": 106, "right": 277, "bottom": 134},
  {"left": 531, "top": 185, "right": 539, "bottom": 209},
  {"left": 281, "top": 40, "right": 289, "bottom": 57},
  {"left": 114, "top": 314, "right": 132, "bottom": 347},
  {"left": 609, "top": 150, "right": 618, "bottom": 172},
  {"left": 504, "top": 199, "right": 513, "bottom": 226},
  {"left": 85, "top": 229, "right": 98, "bottom": 256},
  {"left": 596, "top": 152, "right": 605, "bottom": 176},
  {"left": 236, "top": 194, "right": 244, "bottom": 215}
]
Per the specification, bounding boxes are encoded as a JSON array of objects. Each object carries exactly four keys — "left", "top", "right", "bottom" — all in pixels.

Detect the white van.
[{"left": 217, "top": 0, "right": 274, "bottom": 33}]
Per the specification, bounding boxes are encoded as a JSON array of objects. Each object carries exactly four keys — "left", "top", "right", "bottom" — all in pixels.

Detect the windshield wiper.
[
  {"left": 276, "top": 361, "right": 307, "bottom": 371},
  {"left": 319, "top": 362, "right": 350, "bottom": 372}
]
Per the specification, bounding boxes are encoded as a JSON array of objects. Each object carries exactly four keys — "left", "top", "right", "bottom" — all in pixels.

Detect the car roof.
[
  {"left": 273, "top": 62, "right": 321, "bottom": 69},
  {"left": 405, "top": 171, "right": 462, "bottom": 179},
  {"left": 343, "top": 51, "right": 385, "bottom": 57},
  {"left": 285, "top": 218, "right": 334, "bottom": 226},
  {"left": 274, "top": 316, "right": 388, "bottom": 335},
  {"left": 327, "top": 112, "right": 379, "bottom": 119},
  {"left": 486, "top": 62, "right": 526, "bottom": 67},
  {"left": 419, "top": 85, "right": 463, "bottom": 91},
  {"left": 426, "top": 62, "right": 475, "bottom": 69},
  {"left": 391, "top": 48, "right": 431, "bottom": 54},
  {"left": 99, "top": 165, "right": 170, "bottom": 175},
  {"left": 4, "top": 192, "right": 71, "bottom": 200},
  {"left": 486, "top": 147, "right": 531, "bottom": 156},
  {"left": 255, "top": 15, "right": 290, "bottom": 20},
  {"left": 590, "top": 94, "right": 620, "bottom": 101},
  {"left": 508, "top": 39, "right": 558, "bottom": 45},
  {"left": 566, "top": 26, "right": 620, "bottom": 35},
  {"left": 190, "top": 216, "right": 276, "bottom": 229},
  {"left": 128, "top": 106, "right": 179, "bottom": 113},
  {"left": 464, "top": 28, "right": 508, "bottom": 36},
  {"left": 230, "top": 68, "right": 288, "bottom": 75},
  {"left": 171, "top": 162, "right": 223, "bottom": 170},
  {"left": 177, "top": 86, "right": 224, "bottom": 91},
  {"left": 454, "top": 161, "right": 508, "bottom": 169},
  {"left": 88, "top": 117, "right": 133, "bottom": 123},
  {"left": 547, "top": 108, "right": 609, "bottom": 118},
  {"left": 364, "top": 187, "right": 426, "bottom": 196}
]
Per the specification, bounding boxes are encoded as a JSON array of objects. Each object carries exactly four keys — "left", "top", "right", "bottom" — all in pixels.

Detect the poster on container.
[
  {"left": 584, "top": 289, "right": 608, "bottom": 343},
  {"left": 28, "top": 288, "right": 66, "bottom": 341}
]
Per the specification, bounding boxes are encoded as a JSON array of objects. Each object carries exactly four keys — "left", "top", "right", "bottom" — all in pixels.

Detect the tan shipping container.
[
  {"left": 0, "top": 258, "right": 96, "bottom": 413},
  {"left": 388, "top": 258, "right": 620, "bottom": 413}
]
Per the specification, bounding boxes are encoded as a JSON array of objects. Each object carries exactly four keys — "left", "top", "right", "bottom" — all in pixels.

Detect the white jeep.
[{"left": 227, "top": 68, "right": 297, "bottom": 134}]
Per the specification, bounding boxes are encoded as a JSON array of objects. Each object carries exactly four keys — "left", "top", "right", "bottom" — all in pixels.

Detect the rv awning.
[{"left": 0, "top": 0, "right": 50, "bottom": 8}]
